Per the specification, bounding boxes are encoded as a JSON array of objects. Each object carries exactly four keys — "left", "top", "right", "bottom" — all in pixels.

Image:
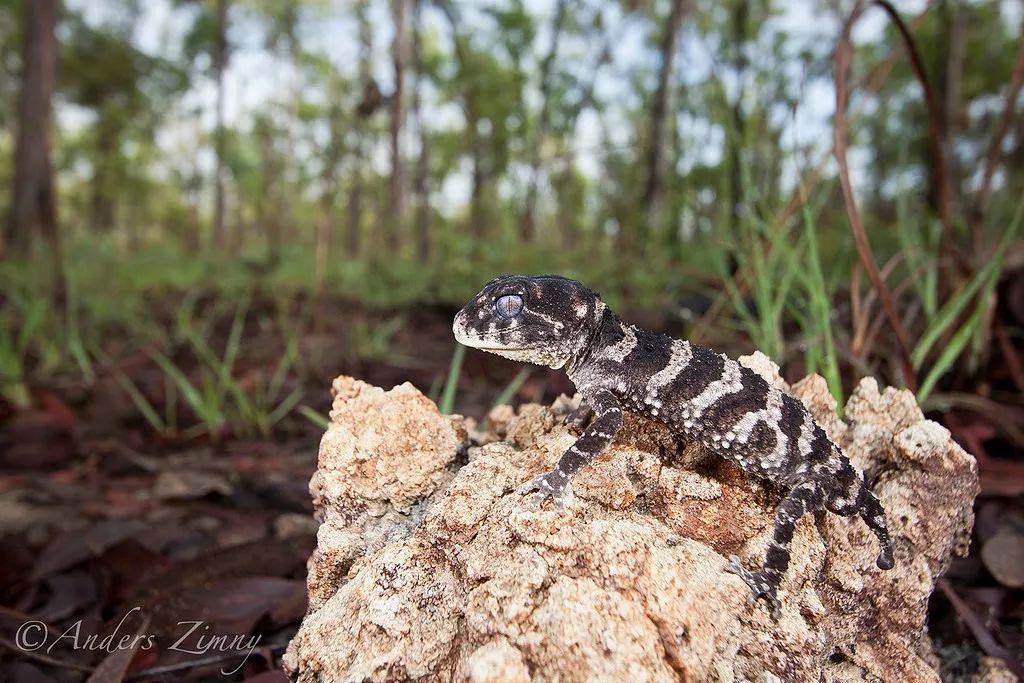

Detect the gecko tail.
[{"left": 859, "top": 489, "right": 895, "bottom": 570}]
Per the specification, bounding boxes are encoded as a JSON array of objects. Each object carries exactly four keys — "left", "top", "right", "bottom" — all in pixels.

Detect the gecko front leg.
[{"left": 518, "top": 389, "right": 623, "bottom": 511}]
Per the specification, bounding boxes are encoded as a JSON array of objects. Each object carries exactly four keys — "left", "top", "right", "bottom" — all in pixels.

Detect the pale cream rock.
[{"left": 285, "top": 372, "right": 979, "bottom": 682}]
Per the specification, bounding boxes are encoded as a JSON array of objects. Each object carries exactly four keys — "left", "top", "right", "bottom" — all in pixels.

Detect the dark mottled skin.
[{"left": 453, "top": 275, "right": 895, "bottom": 615}]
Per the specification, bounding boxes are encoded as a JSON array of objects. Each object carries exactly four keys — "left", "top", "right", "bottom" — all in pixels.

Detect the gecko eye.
[{"left": 494, "top": 294, "right": 524, "bottom": 320}]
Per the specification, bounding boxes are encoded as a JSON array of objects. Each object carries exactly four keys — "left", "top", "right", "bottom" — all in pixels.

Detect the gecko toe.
[
  {"left": 517, "top": 473, "right": 550, "bottom": 496},
  {"left": 726, "top": 556, "right": 781, "bottom": 618},
  {"left": 516, "top": 478, "right": 541, "bottom": 496},
  {"left": 726, "top": 555, "right": 748, "bottom": 578},
  {"left": 517, "top": 472, "right": 572, "bottom": 512},
  {"left": 876, "top": 549, "right": 895, "bottom": 570}
]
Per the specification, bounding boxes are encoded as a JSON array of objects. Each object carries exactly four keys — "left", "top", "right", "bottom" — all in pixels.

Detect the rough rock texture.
[
  {"left": 284, "top": 366, "right": 979, "bottom": 682},
  {"left": 972, "top": 657, "right": 1021, "bottom": 683}
]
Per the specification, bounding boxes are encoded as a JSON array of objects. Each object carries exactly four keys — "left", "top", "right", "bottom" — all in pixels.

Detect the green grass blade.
[
  {"left": 911, "top": 206, "right": 1021, "bottom": 369},
  {"left": 267, "top": 332, "right": 298, "bottom": 404},
  {"left": 221, "top": 299, "right": 249, "bottom": 380},
  {"left": 800, "top": 202, "right": 843, "bottom": 406},
  {"left": 267, "top": 387, "right": 304, "bottom": 429},
  {"left": 439, "top": 344, "right": 465, "bottom": 415},
  {"left": 112, "top": 372, "right": 168, "bottom": 434},
  {"left": 151, "top": 350, "right": 221, "bottom": 426},
  {"left": 427, "top": 375, "right": 443, "bottom": 404},
  {"left": 298, "top": 405, "right": 330, "bottom": 430},
  {"left": 491, "top": 368, "right": 531, "bottom": 409},
  {"left": 917, "top": 305, "right": 983, "bottom": 403}
]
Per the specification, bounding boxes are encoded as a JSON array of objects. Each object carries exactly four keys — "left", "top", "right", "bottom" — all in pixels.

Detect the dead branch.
[
  {"left": 834, "top": 1, "right": 918, "bottom": 391},
  {"left": 938, "top": 579, "right": 1024, "bottom": 677},
  {"left": 973, "top": 30, "right": 1024, "bottom": 219},
  {"left": 872, "top": 0, "right": 955, "bottom": 257}
]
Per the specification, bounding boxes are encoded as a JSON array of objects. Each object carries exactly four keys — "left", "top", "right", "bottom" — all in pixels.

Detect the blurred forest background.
[{"left": 1, "top": 0, "right": 1023, "bottom": 680}]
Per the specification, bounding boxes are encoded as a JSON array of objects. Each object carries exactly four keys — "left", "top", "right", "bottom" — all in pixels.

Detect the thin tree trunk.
[
  {"left": 6, "top": 0, "right": 59, "bottom": 265},
  {"left": 253, "top": 124, "right": 268, "bottom": 246},
  {"left": 639, "top": 0, "right": 687, "bottom": 249},
  {"left": 469, "top": 144, "right": 486, "bottom": 241},
  {"left": 438, "top": 0, "right": 485, "bottom": 243},
  {"left": 90, "top": 106, "right": 118, "bottom": 232},
  {"left": 727, "top": 0, "right": 748, "bottom": 231},
  {"left": 557, "top": 147, "right": 578, "bottom": 251},
  {"left": 260, "top": 123, "right": 281, "bottom": 263},
  {"left": 276, "top": 8, "right": 300, "bottom": 252},
  {"left": 348, "top": 1, "right": 372, "bottom": 257},
  {"left": 316, "top": 97, "right": 343, "bottom": 307},
  {"left": 411, "top": 0, "right": 430, "bottom": 261},
  {"left": 941, "top": 0, "right": 966, "bottom": 243},
  {"left": 231, "top": 192, "right": 243, "bottom": 250},
  {"left": 520, "top": 0, "right": 570, "bottom": 242},
  {"left": 570, "top": 10, "right": 616, "bottom": 255},
  {"left": 213, "top": 0, "right": 229, "bottom": 248},
  {"left": 347, "top": 149, "right": 364, "bottom": 257},
  {"left": 387, "top": 0, "right": 408, "bottom": 253}
]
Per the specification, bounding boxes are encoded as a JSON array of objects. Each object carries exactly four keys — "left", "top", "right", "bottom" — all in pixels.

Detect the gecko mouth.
[
  {"left": 453, "top": 322, "right": 554, "bottom": 351},
  {"left": 453, "top": 332, "right": 542, "bottom": 352}
]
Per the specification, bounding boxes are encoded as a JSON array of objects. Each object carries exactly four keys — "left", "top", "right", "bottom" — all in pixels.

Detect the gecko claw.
[
  {"left": 517, "top": 472, "right": 572, "bottom": 512},
  {"left": 726, "top": 555, "right": 782, "bottom": 619}
]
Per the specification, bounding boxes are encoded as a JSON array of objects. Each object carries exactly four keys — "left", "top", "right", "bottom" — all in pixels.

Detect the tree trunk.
[
  {"left": 6, "top": 0, "right": 59, "bottom": 264},
  {"left": 639, "top": 0, "right": 687, "bottom": 250},
  {"left": 438, "top": 1, "right": 486, "bottom": 244},
  {"left": 259, "top": 123, "right": 281, "bottom": 263},
  {"left": 569, "top": 11, "right": 615, "bottom": 254},
  {"left": 348, "top": 1, "right": 372, "bottom": 258},
  {"left": 941, "top": 0, "right": 966, "bottom": 240},
  {"left": 727, "top": 0, "right": 748, "bottom": 231},
  {"left": 520, "top": 0, "right": 570, "bottom": 242},
  {"left": 213, "top": 0, "right": 229, "bottom": 248},
  {"left": 316, "top": 95, "right": 344, "bottom": 309},
  {"left": 90, "top": 106, "right": 118, "bottom": 233},
  {"left": 411, "top": 0, "right": 430, "bottom": 261},
  {"left": 387, "top": 0, "right": 408, "bottom": 253},
  {"left": 556, "top": 148, "right": 579, "bottom": 251}
]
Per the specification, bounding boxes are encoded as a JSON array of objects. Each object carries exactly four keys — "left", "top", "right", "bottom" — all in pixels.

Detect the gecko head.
[{"left": 453, "top": 275, "right": 606, "bottom": 369}]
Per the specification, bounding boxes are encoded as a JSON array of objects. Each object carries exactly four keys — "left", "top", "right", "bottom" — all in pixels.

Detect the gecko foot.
[
  {"left": 727, "top": 555, "right": 781, "bottom": 619},
  {"left": 517, "top": 471, "right": 573, "bottom": 512}
]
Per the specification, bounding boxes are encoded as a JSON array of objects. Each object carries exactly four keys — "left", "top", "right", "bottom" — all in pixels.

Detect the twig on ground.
[
  {"left": 123, "top": 642, "right": 289, "bottom": 681},
  {"left": 0, "top": 635, "right": 95, "bottom": 674},
  {"left": 994, "top": 319, "right": 1024, "bottom": 393},
  {"left": 937, "top": 579, "right": 1024, "bottom": 677}
]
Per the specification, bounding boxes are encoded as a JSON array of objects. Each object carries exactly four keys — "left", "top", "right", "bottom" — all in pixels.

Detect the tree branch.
[
  {"left": 973, "top": 24, "right": 1024, "bottom": 219},
  {"left": 834, "top": 2, "right": 918, "bottom": 391},
  {"left": 872, "top": 0, "right": 954, "bottom": 259}
]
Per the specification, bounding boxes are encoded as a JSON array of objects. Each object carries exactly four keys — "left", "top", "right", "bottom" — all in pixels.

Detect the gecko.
[{"left": 452, "top": 274, "right": 895, "bottom": 615}]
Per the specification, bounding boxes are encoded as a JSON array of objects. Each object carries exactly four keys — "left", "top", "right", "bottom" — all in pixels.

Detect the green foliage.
[
  {"left": 913, "top": 200, "right": 1023, "bottom": 403},
  {"left": 2, "top": 0, "right": 1021, "bottom": 433},
  {"left": 796, "top": 199, "right": 843, "bottom": 407},
  {"left": 0, "top": 291, "right": 47, "bottom": 407}
]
